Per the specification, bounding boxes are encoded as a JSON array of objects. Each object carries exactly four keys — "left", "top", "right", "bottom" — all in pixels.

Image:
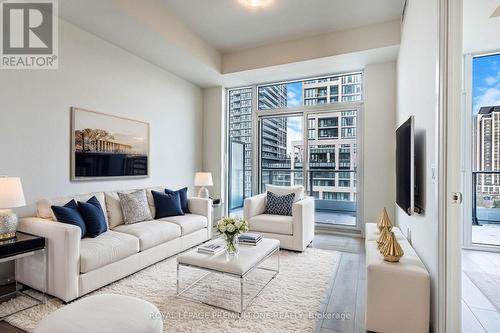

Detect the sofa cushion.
[
  {"left": 248, "top": 214, "right": 293, "bottom": 235},
  {"left": 38, "top": 192, "right": 108, "bottom": 225},
  {"left": 80, "top": 230, "right": 139, "bottom": 273},
  {"left": 265, "top": 184, "right": 304, "bottom": 203},
  {"left": 78, "top": 196, "right": 108, "bottom": 238},
  {"left": 118, "top": 190, "right": 153, "bottom": 224},
  {"left": 145, "top": 186, "right": 165, "bottom": 220},
  {"left": 151, "top": 190, "right": 184, "bottom": 219},
  {"left": 165, "top": 187, "right": 190, "bottom": 214},
  {"left": 113, "top": 220, "right": 181, "bottom": 251},
  {"left": 51, "top": 200, "right": 87, "bottom": 238},
  {"left": 159, "top": 214, "right": 207, "bottom": 236}
]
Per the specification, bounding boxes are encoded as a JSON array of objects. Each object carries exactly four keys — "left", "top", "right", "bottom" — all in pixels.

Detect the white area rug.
[{"left": 1, "top": 248, "right": 340, "bottom": 333}]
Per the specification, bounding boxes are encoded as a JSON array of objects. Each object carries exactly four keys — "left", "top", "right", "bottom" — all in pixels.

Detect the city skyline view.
[
  {"left": 228, "top": 72, "right": 362, "bottom": 226},
  {"left": 473, "top": 53, "right": 500, "bottom": 114}
]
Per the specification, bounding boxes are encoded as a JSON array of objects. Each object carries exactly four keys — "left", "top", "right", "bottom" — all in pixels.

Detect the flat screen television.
[{"left": 396, "top": 116, "right": 421, "bottom": 215}]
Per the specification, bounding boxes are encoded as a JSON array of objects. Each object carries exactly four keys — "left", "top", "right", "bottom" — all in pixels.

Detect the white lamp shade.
[
  {"left": 0, "top": 177, "right": 26, "bottom": 208},
  {"left": 194, "top": 172, "right": 213, "bottom": 186}
]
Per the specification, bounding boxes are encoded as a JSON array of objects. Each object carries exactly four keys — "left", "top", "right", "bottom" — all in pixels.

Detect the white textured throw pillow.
[
  {"left": 265, "top": 184, "right": 304, "bottom": 203},
  {"left": 118, "top": 190, "right": 153, "bottom": 224}
]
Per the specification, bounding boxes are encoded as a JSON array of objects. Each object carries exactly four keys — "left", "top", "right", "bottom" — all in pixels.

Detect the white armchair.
[{"left": 243, "top": 191, "right": 315, "bottom": 252}]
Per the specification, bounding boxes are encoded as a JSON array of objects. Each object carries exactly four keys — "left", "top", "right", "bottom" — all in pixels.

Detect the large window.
[
  {"left": 470, "top": 53, "right": 500, "bottom": 246},
  {"left": 228, "top": 88, "right": 253, "bottom": 211},
  {"left": 257, "top": 72, "right": 362, "bottom": 111},
  {"left": 228, "top": 71, "right": 362, "bottom": 224}
]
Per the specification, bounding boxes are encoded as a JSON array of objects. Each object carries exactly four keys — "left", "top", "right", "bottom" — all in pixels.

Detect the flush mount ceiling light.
[
  {"left": 238, "top": 0, "right": 274, "bottom": 9},
  {"left": 491, "top": 4, "right": 500, "bottom": 18}
]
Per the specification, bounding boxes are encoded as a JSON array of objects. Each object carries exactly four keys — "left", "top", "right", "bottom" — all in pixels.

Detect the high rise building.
[
  {"left": 292, "top": 111, "right": 357, "bottom": 202},
  {"left": 258, "top": 85, "right": 287, "bottom": 110},
  {"left": 303, "top": 73, "right": 362, "bottom": 106},
  {"left": 258, "top": 85, "right": 290, "bottom": 187},
  {"left": 228, "top": 88, "right": 253, "bottom": 202},
  {"left": 475, "top": 105, "right": 500, "bottom": 196},
  {"left": 228, "top": 85, "right": 289, "bottom": 205}
]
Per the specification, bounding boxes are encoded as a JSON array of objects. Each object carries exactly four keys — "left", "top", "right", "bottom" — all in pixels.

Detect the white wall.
[
  {"left": 0, "top": 19, "right": 203, "bottom": 217},
  {"left": 202, "top": 86, "right": 226, "bottom": 220},
  {"left": 463, "top": 0, "right": 500, "bottom": 53},
  {"left": 396, "top": 0, "right": 439, "bottom": 330},
  {"left": 363, "top": 62, "right": 397, "bottom": 223}
]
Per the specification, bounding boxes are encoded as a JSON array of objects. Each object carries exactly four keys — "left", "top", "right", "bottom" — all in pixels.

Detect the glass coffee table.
[{"left": 176, "top": 238, "right": 280, "bottom": 314}]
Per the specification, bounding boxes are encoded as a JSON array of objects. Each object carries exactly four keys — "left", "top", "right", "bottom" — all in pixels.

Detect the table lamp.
[
  {"left": 0, "top": 177, "right": 26, "bottom": 239},
  {"left": 194, "top": 172, "right": 213, "bottom": 199}
]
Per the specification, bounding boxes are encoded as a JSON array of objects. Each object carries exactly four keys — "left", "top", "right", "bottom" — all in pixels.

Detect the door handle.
[{"left": 451, "top": 192, "right": 462, "bottom": 204}]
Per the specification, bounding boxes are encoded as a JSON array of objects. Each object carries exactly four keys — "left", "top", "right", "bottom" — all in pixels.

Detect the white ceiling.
[
  {"left": 59, "top": 0, "right": 402, "bottom": 87},
  {"left": 163, "top": 0, "right": 404, "bottom": 53}
]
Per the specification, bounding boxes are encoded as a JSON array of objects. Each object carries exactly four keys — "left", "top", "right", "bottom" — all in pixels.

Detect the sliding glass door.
[
  {"left": 464, "top": 52, "right": 500, "bottom": 248},
  {"left": 307, "top": 111, "right": 357, "bottom": 226},
  {"left": 259, "top": 115, "right": 304, "bottom": 190},
  {"left": 258, "top": 109, "right": 359, "bottom": 229}
]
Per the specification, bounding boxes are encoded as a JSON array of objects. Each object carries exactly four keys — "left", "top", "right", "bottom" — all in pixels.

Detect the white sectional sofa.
[{"left": 15, "top": 187, "right": 212, "bottom": 303}]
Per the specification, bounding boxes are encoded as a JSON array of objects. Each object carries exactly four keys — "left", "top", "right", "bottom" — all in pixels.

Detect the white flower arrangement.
[
  {"left": 216, "top": 216, "right": 249, "bottom": 235},
  {"left": 217, "top": 217, "right": 249, "bottom": 254}
]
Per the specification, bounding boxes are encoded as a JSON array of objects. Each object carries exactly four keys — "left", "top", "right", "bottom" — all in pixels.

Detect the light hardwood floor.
[
  {"left": 0, "top": 233, "right": 366, "bottom": 333},
  {"left": 312, "top": 233, "right": 366, "bottom": 333},
  {"left": 462, "top": 250, "right": 500, "bottom": 333}
]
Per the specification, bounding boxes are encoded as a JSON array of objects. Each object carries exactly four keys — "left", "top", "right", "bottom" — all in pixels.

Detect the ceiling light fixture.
[{"left": 238, "top": 0, "right": 274, "bottom": 9}]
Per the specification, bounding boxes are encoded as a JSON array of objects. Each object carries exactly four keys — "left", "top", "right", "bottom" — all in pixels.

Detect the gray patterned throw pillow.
[
  {"left": 118, "top": 190, "right": 153, "bottom": 224},
  {"left": 265, "top": 191, "right": 295, "bottom": 216}
]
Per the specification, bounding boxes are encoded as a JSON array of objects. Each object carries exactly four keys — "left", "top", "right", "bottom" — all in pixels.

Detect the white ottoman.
[{"left": 35, "top": 294, "right": 163, "bottom": 333}]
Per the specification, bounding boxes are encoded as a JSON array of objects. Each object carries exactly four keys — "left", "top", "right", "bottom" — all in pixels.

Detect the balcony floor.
[
  {"left": 229, "top": 207, "right": 356, "bottom": 226},
  {"left": 316, "top": 210, "right": 356, "bottom": 226},
  {"left": 473, "top": 223, "right": 500, "bottom": 246}
]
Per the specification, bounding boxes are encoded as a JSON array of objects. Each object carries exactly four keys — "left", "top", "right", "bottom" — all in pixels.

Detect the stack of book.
[
  {"left": 238, "top": 233, "right": 262, "bottom": 246},
  {"left": 198, "top": 241, "right": 224, "bottom": 255}
]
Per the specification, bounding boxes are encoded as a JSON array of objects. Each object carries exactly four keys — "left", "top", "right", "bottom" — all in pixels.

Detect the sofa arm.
[
  {"left": 16, "top": 217, "right": 81, "bottom": 302},
  {"left": 188, "top": 198, "right": 213, "bottom": 237},
  {"left": 292, "top": 197, "right": 315, "bottom": 251},
  {"left": 244, "top": 193, "right": 267, "bottom": 220}
]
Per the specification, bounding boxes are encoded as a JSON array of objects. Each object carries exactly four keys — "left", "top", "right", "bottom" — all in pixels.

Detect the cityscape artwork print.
[{"left": 71, "top": 107, "right": 150, "bottom": 180}]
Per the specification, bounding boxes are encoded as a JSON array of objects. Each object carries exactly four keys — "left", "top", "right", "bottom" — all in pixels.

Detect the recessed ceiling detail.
[{"left": 163, "top": 0, "right": 404, "bottom": 53}]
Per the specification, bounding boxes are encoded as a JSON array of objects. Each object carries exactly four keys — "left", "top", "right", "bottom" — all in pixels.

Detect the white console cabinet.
[{"left": 365, "top": 223, "right": 430, "bottom": 333}]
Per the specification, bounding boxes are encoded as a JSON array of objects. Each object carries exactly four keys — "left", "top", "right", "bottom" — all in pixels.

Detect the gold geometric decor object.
[
  {"left": 381, "top": 232, "right": 404, "bottom": 262},
  {"left": 377, "top": 207, "right": 393, "bottom": 231},
  {"left": 377, "top": 226, "right": 391, "bottom": 249}
]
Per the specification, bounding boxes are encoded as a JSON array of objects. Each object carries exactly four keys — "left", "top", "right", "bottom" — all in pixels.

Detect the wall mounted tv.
[{"left": 396, "top": 116, "right": 422, "bottom": 216}]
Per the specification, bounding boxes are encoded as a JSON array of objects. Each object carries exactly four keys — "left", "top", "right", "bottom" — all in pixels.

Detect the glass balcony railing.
[
  {"left": 260, "top": 168, "right": 356, "bottom": 226},
  {"left": 472, "top": 171, "right": 500, "bottom": 225},
  {"left": 472, "top": 171, "right": 500, "bottom": 246}
]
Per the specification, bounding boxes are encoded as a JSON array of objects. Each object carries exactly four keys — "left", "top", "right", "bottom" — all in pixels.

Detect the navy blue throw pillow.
[
  {"left": 78, "top": 196, "right": 108, "bottom": 238},
  {"left": 152, "top": 190, "right": 184, "bottom": 219},
  {"left": 165, "top": 187, "right": 190, "bottom": 214},
  {"left": 52, "top": 200, "right": 87, "bottom": 238}
]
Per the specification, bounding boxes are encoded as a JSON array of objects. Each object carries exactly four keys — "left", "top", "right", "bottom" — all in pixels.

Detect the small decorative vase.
[{"left": 224, "top": 233, "right": 239, "bottom": 257}]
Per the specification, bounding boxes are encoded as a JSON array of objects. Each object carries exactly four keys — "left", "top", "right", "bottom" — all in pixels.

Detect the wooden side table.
[{"left": 0, "top": 232, "right": 47, "bottom": 321}]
